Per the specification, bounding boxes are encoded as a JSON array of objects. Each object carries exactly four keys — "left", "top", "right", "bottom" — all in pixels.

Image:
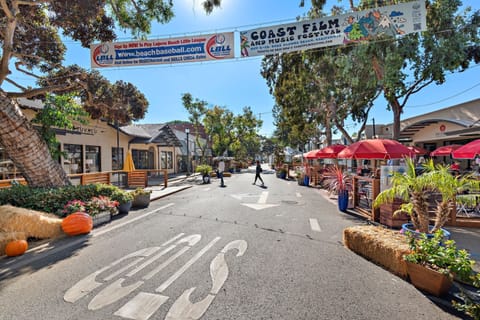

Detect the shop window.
[
  {"left": 112, "top": 147, "right": 124, "bottom": 170},
  {"left": 64, "top": 144, "right": 83, "bottom": 174},
  {"left": 161, "top": 151, "right": 173, "bottom": 169},
  {"left": 132, "top": 149, "right": 154, "bottom": 169},
  {"left": 86, "top": 146, "right": 101, "bottom": 173}
]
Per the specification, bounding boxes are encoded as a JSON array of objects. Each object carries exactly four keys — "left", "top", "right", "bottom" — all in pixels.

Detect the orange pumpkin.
[
  {"left": 5, "top": 239, "right": 28, "bottom": 257},
  {"left": 62, "top": 212, "right": 93, "bottom": 236}
]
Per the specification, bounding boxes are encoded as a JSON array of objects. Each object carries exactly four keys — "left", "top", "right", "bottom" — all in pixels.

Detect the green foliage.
[
  {"left": 374, "top": 157, "right": 480, "bottom": 233},
  {"left": 32, "top": 93, "right": 88, "bottom": 159},
  {"left": 0, "top": 184, "right": 126, "bottom": 216},
  {"left": 404, "top": 230, "right": 476, "bottom": 280},
  {"left": 195, "top": 164, "right": 213, "bottom": 176},
  {"left": 131, "top": 188, "right": 152, "bottom": 197}
]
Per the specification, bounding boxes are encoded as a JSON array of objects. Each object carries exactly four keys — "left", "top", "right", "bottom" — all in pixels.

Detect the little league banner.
[
  {"left": 91, "top": 32, "right": 234, "bottom": 68},
  {"left": 240, "top": 0, "right": 426, "bottom": 57}
]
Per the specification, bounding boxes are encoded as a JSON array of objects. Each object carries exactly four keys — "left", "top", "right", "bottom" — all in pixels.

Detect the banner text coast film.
[{"left": 240, "top": 0, "right": 426, "bottom": 57}]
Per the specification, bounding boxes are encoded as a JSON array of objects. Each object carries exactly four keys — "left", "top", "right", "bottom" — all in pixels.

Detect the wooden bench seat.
[{"left": 81, "top": 172, "right": 110, "bottom": 185}]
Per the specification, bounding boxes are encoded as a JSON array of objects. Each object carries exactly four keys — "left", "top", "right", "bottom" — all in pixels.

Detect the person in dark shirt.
[{"left": 253, "top": 160, "right": 264, "bottom": 186}]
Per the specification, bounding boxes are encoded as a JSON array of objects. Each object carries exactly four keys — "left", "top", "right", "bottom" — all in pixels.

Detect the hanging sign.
[
  {"left": 91, "top": 32, "right": 234, "bottom": 68},
  {"left": 240, "top": 0, "right": 426, "bottom": 57}
]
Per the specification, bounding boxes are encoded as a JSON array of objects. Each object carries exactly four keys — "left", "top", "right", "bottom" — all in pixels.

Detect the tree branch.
[
  {"left": 4, "top": 77, "right": 28, "bottom": 91},
  {"left": 0, "top": 0, "right": 18, "bottom": 85},
  {"left": 6, "top": 83, "right": 78, "bottom": 99},
  {"left": 15, "top": 61, "right": 42, "bottom": 79}
]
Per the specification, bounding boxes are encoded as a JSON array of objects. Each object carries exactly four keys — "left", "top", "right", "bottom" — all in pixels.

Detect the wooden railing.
[{"left": 0, "top": 169, "right": 169, "bottom": 189}]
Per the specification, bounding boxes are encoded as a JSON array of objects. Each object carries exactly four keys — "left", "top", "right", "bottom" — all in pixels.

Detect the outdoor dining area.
[{"left": 296, "top": 138, "right": 480, "bottom": 229}]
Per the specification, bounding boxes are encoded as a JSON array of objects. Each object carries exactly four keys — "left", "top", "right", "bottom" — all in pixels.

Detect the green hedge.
[{"left": 0, "top": 184, "right": 127, "bottom": 217}]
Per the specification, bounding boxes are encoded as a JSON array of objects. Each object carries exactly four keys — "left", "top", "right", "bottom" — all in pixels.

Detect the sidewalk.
[{"left": 145, "top": 173, "right": 200, "bottom": 200}]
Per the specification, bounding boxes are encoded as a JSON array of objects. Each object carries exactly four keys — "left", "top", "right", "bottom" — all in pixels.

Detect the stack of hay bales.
[
  {"left": 0, "top": 205, "right": 63, "bottom": 255},
  {"left": 343, "top": 225, "right": 411, "bottom": 279}
]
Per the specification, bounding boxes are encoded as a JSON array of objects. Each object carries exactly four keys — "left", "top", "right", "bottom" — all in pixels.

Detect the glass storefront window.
[
  {"left": 132, "top": 149, "right": 154, "bottom": 169},
  {"left": 112, "top": 147, "right": 124, "bottom": 170},
  {"left": 64, "top": 144, "right": 83, "bottom": 174},
  {"left": 86, "top": 145, "right": 101, "bottom": 173},
  {"left": 161, "top": 151, "right": 173, "bottom": 169}
]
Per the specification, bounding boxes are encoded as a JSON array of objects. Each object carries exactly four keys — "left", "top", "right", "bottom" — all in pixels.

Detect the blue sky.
[{"left": 64, "top": 0, "right": 479, "bottom": 137}]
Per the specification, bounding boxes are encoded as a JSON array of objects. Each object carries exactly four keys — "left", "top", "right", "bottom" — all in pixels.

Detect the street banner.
[
  {"left": 91, "top": 32, "right": 234, "bottom": 68},
  {"left": 240, "top": 0, "right": 426, "bottom": 57}
]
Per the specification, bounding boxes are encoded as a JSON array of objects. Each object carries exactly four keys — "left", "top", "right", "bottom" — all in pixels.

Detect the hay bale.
[
  {"left": 0, "top": 205, "right": 63, "bottom": 239},
  {"left": 343, "top": 225, "right": 411, "bottom": 279},
  {"left": 0, "top": 231, "right": 26, "bottom": 256}
]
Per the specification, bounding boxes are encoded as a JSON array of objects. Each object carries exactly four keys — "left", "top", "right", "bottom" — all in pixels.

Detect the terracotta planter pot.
[{"left": 405, "top": 260, "right": 453, "bottom": 297}]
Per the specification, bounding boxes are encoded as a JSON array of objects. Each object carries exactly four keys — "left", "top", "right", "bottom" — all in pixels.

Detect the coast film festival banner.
[
  {"left": 240, "top": 0, "right": 426, "bottom": 57},
  {"left": 91, "top": 32, "right": 234, "bottom": 68}
]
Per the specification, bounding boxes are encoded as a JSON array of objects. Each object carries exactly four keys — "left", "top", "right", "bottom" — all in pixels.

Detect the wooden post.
[
  {"left": 164, "top": 169, "right": 168, "bottom": 188},
  {"left": 372, "top": 178, "right": 380, "bottom": 222}
]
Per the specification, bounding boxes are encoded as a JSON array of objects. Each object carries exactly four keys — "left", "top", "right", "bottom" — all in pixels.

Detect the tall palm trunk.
[
  {"left": 432, "top": 200, "right": 453, "bottom": 233},
  {"left": 411, "top": 191, "right": 430, "bottom": 233},
  {"left": 0, "top": 92, "right": 70, "bottom": 187}
]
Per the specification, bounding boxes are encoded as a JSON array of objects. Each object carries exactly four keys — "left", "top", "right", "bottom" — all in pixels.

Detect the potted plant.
[
  {"left": 324, "top": 165, "right": 352, "bottom": 212},
  {"left": 131, "top": 188, "right": 152, "bottom": 208},
  {"left": 277, "top": 167, "right": 287, "bottom": 179},
  {"left": 110, "top": 189, "right": 134, "bottom": 215},
  {"left": 374, "top": 157, "right": 480, "bottom": 235},
  {"left": 85, "top": 196, "right": 118, "bottom": 226},
  {"left": 403, "top": 229, "right": 479, "bottom": 297},
  {"left": 296, "top": 171, "right": 305, "bottom": 186},
  {"left": 195, "top": 164, "right": 213, "bottom": 184}
]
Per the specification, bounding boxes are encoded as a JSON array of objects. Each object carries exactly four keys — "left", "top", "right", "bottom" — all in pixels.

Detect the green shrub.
[{"left": 0, "top": 184, "right": 126, "bottom": 217}]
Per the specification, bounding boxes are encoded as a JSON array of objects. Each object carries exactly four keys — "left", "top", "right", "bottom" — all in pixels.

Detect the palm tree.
[{"left": 374, "top": 158, "right": 480, "bottom": 233}]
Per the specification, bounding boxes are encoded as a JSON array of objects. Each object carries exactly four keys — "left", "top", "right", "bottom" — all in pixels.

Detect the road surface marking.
[
  {"left": 114, "top": 292, "right": 169, "bottom": 320},
  {"left": 240, "top": 191, "right": 279, "bottom": 210},
  {"left": 165, "top": 240, "right": 247, "bottom": 320},
  {"left": 65, "top": 234, "right": 247, "bottom": 320},
  {"left": 309, "top": 218, "right": 322, "bottom": 232},
  {"left": 296, "top": 192, "right": 302, "bottom": 198},
  {"left": 156, "top": 237, "right": 221, "bottom": 293}
]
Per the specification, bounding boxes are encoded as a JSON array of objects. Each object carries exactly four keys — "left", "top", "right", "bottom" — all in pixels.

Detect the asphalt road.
[{"left": 0, "top": 166, "right": 460, "bottom": 319}]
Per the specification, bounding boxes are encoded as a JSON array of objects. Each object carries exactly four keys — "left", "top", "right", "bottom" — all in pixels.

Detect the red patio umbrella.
[
  {"left": 452, "top": 139, "right": 480, "bottom": 159},
  {"left": 303, "top": 149, "right": 322, "bottom": 159},
  {"left": 315, "top": 144, "right": 346, "bottom": 159},
  {"left": 430, "top": 144, "right": 463, "bottom": 157},
  {"left": 337, "top": 139, "right": 413, "bottom": 159},
  {"left": 407, "top": 145, "right": 428, "bottom": 155}
]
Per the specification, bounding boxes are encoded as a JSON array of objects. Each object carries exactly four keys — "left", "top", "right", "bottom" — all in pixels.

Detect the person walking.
[
  {"left": 253, "top": 160, "right": 264, "bottom": 186},
  {"left": 218, "top": 159, "right": 225, "bottom": 187}
]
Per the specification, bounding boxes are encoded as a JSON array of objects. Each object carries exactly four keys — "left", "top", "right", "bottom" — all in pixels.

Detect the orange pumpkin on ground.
[
  {"left": 5, "top": 239, "right": 28, "bottom": 257},
  {"left": 61, "top": 212, "right": 93, "bottom": 236}
]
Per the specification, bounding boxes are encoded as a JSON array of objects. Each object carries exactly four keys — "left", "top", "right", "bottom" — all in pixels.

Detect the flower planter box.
[
  {"left": 405, "top": 260, "right": 453, "bottom": 297},
  {"left": 92, "top": 211, "right": 111, "bottom": 227}
]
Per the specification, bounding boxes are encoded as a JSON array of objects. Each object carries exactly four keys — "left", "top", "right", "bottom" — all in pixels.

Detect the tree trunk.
[
  {"left": 0, "top": 92, "right": 71, "bottom": 187},
  {"left": 391, "top": 99, "right": 402, "bottom": 141}
]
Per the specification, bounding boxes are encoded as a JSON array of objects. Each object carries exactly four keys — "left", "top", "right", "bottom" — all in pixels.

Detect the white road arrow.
[{"left": 241, "top": 191, "right": 279, "bottom": 211}]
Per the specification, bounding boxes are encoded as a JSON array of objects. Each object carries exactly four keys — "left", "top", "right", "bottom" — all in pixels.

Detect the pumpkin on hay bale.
[
  {"left": 343, "top": 225, "right": 411, "bottom": 279},
  {"left": 0, "top": 205, "right": 63, "bottom": 239},
  {"left": 0, "top": 231, "right": 26, "bottom": 256}
]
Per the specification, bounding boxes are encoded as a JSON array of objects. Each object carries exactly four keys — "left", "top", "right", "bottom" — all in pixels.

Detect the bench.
[
  {"left": 128, "top": 171, "right": 147, "bottom": 188},
  {"left": 81, "top": 172, "right": 111, "bottom": 185},
  {"left": 0, "top": 179, "right": 27, "bottom": 189}
]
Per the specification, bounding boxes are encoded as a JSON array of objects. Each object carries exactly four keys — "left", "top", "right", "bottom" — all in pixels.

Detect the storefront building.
[{"left": 0, "top": 99, "right": 191, "bottom": 180}]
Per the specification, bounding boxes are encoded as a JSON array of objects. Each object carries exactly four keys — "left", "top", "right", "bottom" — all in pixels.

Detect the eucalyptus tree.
[
  {"left": 0, "top": 0, "right": 221, "bottom": 187},
  {"left": 182, "top": 93, "right": 209, "bottom": 164},
  {"left": 262, "top": 4, "right": 380, "bottom": 147},
  {"left": 231, "top": 106, "right": 263, "bottom": 160},
  {"left": 352, "top": 0, "right": 479, "bottom": 140},
  {"left": 203, "top": 106, "right": 236, "bottom": 157}
]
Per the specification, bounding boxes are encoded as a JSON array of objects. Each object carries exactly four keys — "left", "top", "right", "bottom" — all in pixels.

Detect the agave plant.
[{"left": 374, "top": 157, "right": 480, "bottom": 233}]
